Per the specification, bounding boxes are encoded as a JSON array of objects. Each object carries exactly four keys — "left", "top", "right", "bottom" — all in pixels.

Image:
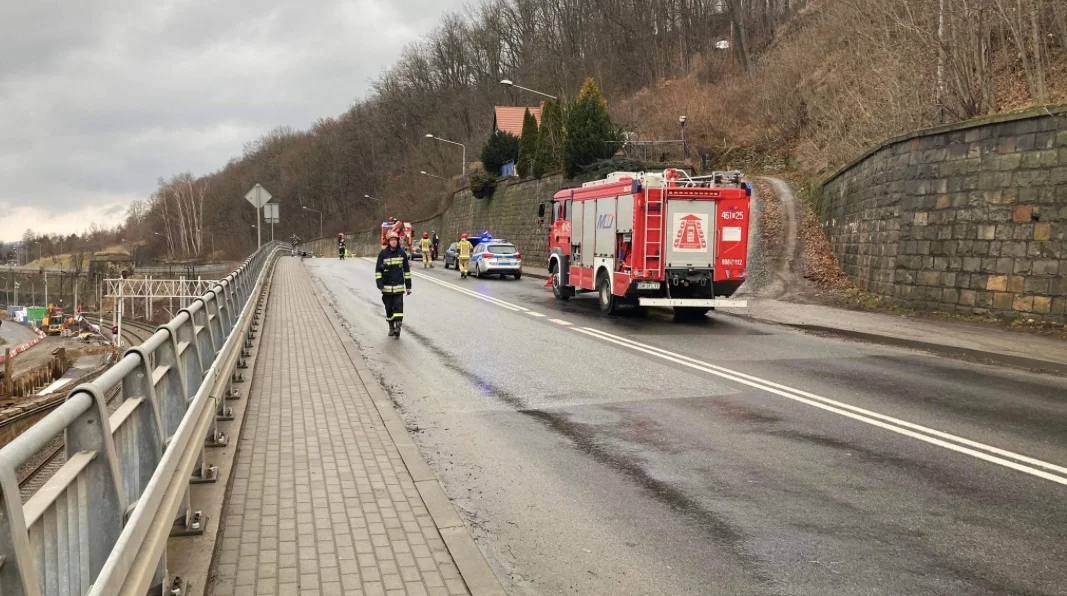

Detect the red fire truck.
[{"left": 541, "top": 169, "right": 751, "bottom": 316}]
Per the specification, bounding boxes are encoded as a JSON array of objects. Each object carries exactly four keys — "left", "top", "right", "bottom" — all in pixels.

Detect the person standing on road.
[
  {"left": 376, "top": 232, "right": 412, "bottom": 338},
  {"left": 420, "top": 233, "right": 434, "bottom": 269},
  {"left": 457, "top": 233, "right": 473, "bottom": 279},
  {"left": 337, "top": 233, "right": 347, "bottom": 260},
  {"left": 431, "top": 231, "right": 440, "bottom": 260}
]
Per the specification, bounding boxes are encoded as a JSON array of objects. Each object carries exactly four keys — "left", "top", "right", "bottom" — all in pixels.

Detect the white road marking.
[
  {"left": 526, "top": 312, "right": 547, "bottom": 317},
  {"left": 394, "top": 260, "right": 1067, "bottom": 487},
  {"left": 411, "top": 271, "right": 529, "bottom": 312},
  {"left": 575, "top": 326, "right": 1067, "bottom": 487}
]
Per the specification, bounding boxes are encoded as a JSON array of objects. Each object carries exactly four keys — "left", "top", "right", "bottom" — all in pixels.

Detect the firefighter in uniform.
[
  {"left": 337, "top": 233, "right": 347, "bottom": 260},
  {"left": 457, "top": 233, "right": 473, "bottom": 278},
  {"left": 375, "top": 232, "right": 412, "bottom": 337},
  {"left": 420, "top": 232, "right": 434, "bottom": 268}
]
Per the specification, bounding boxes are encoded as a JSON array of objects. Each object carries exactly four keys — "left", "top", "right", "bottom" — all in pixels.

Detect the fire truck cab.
[{"left": 543, "top": 169, "right": 750, "bottom": 317}]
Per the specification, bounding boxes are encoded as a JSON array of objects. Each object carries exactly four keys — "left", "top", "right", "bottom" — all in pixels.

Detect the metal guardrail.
[{"left": 0, "top": 242, "right": 284, "bottom": 596}]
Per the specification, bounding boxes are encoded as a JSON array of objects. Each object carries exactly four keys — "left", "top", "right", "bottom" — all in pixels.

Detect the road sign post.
[
  {"left": 245, "top": 184, "right": 273, "bottom": 248},
  {"left": 264, "top": 203, "right": 280, "bottom": 242}
]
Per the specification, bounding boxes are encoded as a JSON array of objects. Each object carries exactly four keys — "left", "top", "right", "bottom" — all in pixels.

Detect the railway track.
[
  {"left": 119, "top": 320, "right": 160, "bottom": 346},
  {"left": 16, "top": 384, "right": 123, "bottom": 500},
  {"left": 14, "top": 320, "right": 161, "bottom": 499},
  {"left": 79, "top": 313, "right": 159, "bottom": 348},
  {"left": 11, "top": 317, "right": 160, "bottom": 500}
]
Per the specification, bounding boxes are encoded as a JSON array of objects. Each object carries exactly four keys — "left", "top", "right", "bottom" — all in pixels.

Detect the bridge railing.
[{"left": 0, "top": 242, "right": 285, "bottom": 596}]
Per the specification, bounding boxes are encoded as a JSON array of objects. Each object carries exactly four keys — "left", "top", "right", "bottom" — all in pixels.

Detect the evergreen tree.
[
  {"left": 563, "top": 78, "right": 622, "bottom": 177},
  {"left": 516, "top": 109, "right": 540, "bottom": 178},
  {"left": 534, "top": 99, "right": 564, "bottom": 177},
  {"left": 480, "top": 131, "right": 520, "bottom": 176}
]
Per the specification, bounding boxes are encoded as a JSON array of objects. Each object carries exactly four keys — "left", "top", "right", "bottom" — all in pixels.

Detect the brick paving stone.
[{"left": 209, "top": 259, "right": 470, "bottom": 595}]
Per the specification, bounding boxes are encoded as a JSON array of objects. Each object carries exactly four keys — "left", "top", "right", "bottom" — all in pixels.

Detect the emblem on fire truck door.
[{"left": 673, "top": 213, "right": 708, "bottom": 252}]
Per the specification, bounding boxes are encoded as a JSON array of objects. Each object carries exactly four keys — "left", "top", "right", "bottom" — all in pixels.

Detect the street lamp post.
[
  {"left": 424, "top": 134, "right": 466, "bottom": 176},
  {"left": 302, "top": 206, "right": 323, "bottom": 237},
  {"left": 679, "top": 115, "right": 688, "bottom": 160},
  {"left": 499, "top": 79, "right": 558, "bottom": 100},
  {"left": 419, "top": 171, "right": 447, "bottom": 181}
]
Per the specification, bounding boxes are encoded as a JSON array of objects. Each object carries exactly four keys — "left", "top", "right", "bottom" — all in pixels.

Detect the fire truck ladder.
[{"left": 642, "top": 184, "right": 663, "bottom": 276}]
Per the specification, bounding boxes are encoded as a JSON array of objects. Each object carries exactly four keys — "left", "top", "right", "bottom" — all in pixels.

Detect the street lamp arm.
[
  {"left": 499, "top": 79, "right": 558, "bottom": 100},
  {"left": 424, "top": 135, "right": 467, "bottom": 176},
  {"left": 512, "top": 83, "right": 558, "bottom": 100}
]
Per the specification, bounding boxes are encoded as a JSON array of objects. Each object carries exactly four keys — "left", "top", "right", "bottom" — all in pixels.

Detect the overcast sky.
[{"left": 0, "top": 0, "right": 465, "bottom": 241}]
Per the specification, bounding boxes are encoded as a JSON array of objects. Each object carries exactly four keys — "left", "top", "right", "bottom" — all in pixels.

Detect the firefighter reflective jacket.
[
  {"left": 375, "top": 246, "right": 411, "bottom": 294},
  {"left": 420, "top": 238, "right": 432, "bottom": 254},
  {"left": 458, "top": 239, "right": 473, "bottom": 258}
]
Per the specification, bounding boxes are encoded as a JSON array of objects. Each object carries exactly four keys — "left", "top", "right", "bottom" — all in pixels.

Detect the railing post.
[
  {"left": 119, "top": 348, "right": 168, "bottom": 592},
  {"left": 64, "top": 384, "right": 127, "bottom": 585},
  {"left": 176, "top": 305, "right": 205, "bottom": 396},
  {"left": 156, "top": 325, "right": 190, "bottom": 439},
  {"left": 0, "top": 457, "right": 37, "bottom": 596}
]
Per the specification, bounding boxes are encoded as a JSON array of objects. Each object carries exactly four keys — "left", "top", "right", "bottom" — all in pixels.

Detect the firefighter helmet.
[
  {"left": 461, "top": 233, "right": 469, "bottom": 239},
  {"left": 338, "top": 233, "right": 344, "bottom": 238},
  {"left": 386, "top": 232, "right": 400, "bottom": 241},
  {"left": 423, "top": 232, "right": 429, "bottom": 238}
]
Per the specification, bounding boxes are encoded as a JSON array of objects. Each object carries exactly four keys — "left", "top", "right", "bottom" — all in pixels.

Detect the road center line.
[
  {"left": 574, "top": 326, "right": 1067, "bottom": 486},
  {"left": 392, "top": 261, "right": 1067, "bottom": 486},
  {"left": 411, "top": 271, "right": 528, "bottom": 312},
  {"left": 526, "top": 312, "right": 546, "bottom": 317}
]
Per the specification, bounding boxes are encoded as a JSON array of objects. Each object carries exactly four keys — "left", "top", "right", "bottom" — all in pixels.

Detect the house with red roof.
[{"left": 493, "top": 105, "right": 543, "bottom": 137}]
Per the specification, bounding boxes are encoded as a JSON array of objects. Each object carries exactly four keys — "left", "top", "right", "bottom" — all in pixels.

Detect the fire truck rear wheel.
[{"left": 598, "top": 275, "right": 618, "bottom": 315}]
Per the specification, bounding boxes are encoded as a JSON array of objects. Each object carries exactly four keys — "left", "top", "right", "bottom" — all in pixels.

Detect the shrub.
[
  {"left": 470, "top": 172, "right": 498, "bottom": 199},
  {"left": 480, "top": 132, "right": 519, "bottom": 176}
]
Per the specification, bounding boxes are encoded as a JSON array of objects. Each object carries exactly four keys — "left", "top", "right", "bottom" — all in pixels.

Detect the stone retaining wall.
[{"left": 817, "top": 105, "right": 1067, "bottom": 323}]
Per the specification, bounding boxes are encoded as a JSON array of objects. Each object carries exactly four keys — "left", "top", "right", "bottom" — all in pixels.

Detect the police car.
[{"left": 470, "top": 239, "right": 522, "bottom": 279}]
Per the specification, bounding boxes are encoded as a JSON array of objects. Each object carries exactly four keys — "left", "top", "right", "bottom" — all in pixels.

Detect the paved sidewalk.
[
  {"left": 209, "top": 259, "right": 473, "bottom": 596},
  {"left": 722, "top": 299, "right": 1067, "bottom": 372}
]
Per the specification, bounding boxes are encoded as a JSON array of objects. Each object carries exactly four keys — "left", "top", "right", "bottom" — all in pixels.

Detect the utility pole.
[{"left": 44, "top": 271, "right": 47, "bottom": 307}]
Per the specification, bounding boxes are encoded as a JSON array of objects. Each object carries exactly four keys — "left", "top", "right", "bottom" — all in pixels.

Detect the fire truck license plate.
[{"left": 637, "top": 281, "right": 661, "bottom": 290}]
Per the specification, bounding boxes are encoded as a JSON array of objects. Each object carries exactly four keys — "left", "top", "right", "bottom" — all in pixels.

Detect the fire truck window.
[
  {"left": 565, "top": 200, "right": 572, "bottom": 220},
  {"left": 552, "top": 202, "right": 560, "bottom": 222}
]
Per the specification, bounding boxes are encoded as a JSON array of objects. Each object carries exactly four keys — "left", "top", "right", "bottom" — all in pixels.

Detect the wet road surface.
[{"left": 305, "top": 257, "right": 1067, "bottom": 596}]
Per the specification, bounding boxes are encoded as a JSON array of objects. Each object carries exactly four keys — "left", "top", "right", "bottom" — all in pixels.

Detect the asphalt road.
[{"left": 306, "top": 257, "right": 1067, "bottom": 596}]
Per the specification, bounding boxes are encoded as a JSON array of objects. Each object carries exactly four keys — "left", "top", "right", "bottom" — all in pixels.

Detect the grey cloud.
[{"left": 0, "top": 0, "right": 466, "bottom": 240}]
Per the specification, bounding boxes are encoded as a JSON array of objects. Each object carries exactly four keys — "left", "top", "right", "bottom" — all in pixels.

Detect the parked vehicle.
[
  {"left": 443, "top": 242, "right": 460, "bottom": 269},
  {"left": 471, "top": 240, "right": 522, "bottom": 279},
  {"left": 542, "top": 169, "right": 751, "bottom": 316}
]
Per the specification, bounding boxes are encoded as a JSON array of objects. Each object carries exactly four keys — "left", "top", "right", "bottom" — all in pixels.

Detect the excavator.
[{"left": 42, "top": 305, "right": 66, "bottom": 336}]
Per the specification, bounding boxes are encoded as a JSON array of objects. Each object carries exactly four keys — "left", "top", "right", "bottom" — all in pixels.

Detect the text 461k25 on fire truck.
[{"left": 541, "top": 169, "right": 751, "bottom": 317}]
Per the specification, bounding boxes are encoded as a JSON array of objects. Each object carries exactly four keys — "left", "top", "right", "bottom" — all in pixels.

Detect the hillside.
[
  {"left": 616, "top": 0, "right": 1067, "bottom": 177},
  {"left": 123, "top": 0, "right": 1066, "bottom": 259}
]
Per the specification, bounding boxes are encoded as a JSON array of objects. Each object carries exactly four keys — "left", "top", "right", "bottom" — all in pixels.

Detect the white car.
[{"left": 470, "top": 241, "right": 522, "bottom": 279}]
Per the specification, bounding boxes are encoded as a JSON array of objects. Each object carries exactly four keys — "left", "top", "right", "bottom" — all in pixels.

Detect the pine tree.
[
  {"left": 534, "top": 99, "right": 564, "bottom": 178},
  {"left": 563, "top": 78, "right": 622, "bottom": 177},
  {"left": 516, "top": 109, "right": 540, "bottom": 178}
]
